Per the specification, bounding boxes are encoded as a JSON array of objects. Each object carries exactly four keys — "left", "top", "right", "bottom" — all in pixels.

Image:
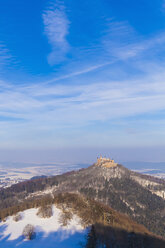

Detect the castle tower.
[{"left": 96, "top": 156, "right": 117, "bottom": 168}]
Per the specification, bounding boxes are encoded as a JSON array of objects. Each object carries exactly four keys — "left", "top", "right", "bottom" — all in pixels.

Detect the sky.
[{"left": 1, "top": 0, "right": 165, "bottom": 164}]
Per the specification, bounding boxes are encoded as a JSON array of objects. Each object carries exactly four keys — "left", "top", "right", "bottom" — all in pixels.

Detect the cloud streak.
[
  {"left": 102, "top": 20, "right": 165, "bottom": 61},
  {"left": 2, "top": 3, "right": 165, "bottom": 149},
  {"left": 1, "top": 58, "right": 165, "bottom": 149},
  {"left": 44, "top": 62, "right": 112, "bottom": 84},
  {"left": 1, "top": 68, "right": 165, "bottom": 124},
  {"left": 0, "top": 43, "right": 13, "bottom": 71},
  {"left": 43, "top": 0, "right": 70, "bottom": 65}
]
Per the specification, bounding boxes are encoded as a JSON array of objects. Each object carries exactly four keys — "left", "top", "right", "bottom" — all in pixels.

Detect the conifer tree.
[{"left": 86, "top": 225, "right": 98, "bottom": 248}]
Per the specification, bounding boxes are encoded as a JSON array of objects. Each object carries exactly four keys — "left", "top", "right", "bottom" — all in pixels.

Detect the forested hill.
[
  {"left": 1, "top": 192, "right": 165, "bottom": 248},
  {"left": 0, "top": 162, "right": 165, "bottom": 238}
]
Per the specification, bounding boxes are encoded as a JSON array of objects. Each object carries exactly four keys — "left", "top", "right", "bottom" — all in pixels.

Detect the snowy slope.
[{"left": 0, "top": 205, "right": 87, "bottom": 248}]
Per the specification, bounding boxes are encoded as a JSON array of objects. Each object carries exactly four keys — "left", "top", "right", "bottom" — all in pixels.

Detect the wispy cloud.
[
  {"left": 1, "top": 58, "right": 165, "bottom": 149},
  {"left": 1, "top": 67, "right": 165, "bottom": 124},
  {"left": 102, "top": 21, "right": 138, "bottom": 59},
  {"left": 102, "top": 20, "right": 165, "bottom": 61},
  {"left": 2, "top": 22, "right": 165, "bottom": 128},
  {"left": 0, "top": 43, "right": 13, "bottom": 71},
  {"left": 2, "top": 6, "right": 165, "bottom": 149},
  {"left": 41, "top": 22, "right": 165, "bottom": 85},
  {"left": 44, "top": 62, "right": 111, "bottom": 84},
  {"left": 43, "top": 0, "right": 70, "bottom": 65}
]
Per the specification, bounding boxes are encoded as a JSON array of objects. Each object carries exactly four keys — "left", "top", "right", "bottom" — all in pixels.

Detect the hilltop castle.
[{"left": 96, "top": 155, "right": 117, "bottom": 168}]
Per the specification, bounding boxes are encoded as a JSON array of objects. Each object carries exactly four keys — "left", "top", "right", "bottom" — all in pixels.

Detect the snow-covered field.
[
  {"left": 133, "top": 169, "right": 165, "bottom": 179},
  {"left": 1, "top": 161, "right": 164, "bottom": 189},
  {"left": 122, "top": 161, "right": 165, "bottom": 179},
  {"left": 0, "top": 163, "right": 89, "bottom": 188},
  {"left": 0, "top": 206, "right": 87, "bottom": 248}
]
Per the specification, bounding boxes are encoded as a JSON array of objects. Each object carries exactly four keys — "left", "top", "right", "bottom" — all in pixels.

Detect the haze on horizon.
[{"left": 1, "top": 0, "right": 165, "bottom": 165}]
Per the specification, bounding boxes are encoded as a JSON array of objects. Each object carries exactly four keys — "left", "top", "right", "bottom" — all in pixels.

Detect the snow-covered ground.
[
  {"left": 133, "top": 169, "right": 165, "bottom": 179},
  {"left": 0, "top": 205, "right": 87, "bottom": 248},
  {"left": 1, "top": 161, "right": 164, "bottom": 189},
  {"left": 0, "top": 163, "right": 89, "bottom": 188},
  {"left": 122, "top": 161, "right": 165, "bottom": 179}
]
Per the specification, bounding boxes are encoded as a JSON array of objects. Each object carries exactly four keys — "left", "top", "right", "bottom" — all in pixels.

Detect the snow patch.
[{"left": 0, "top": 205, "right": 86, "bottom": 246}]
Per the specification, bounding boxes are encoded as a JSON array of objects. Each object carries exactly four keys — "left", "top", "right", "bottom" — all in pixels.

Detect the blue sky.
[{"left": 1, "top": 0, "right": 165, "bottom": 163}]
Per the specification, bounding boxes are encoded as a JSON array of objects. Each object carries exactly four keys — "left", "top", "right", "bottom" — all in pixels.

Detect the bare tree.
[
  {"left": 37, "top": 205, "right": 53, "bottom": 218},
  {"left": 13, "top": 213, "right": 22, "bottom": 222},
  {"left": 22, "top": 224, "right": 35, "bottom": 240}
]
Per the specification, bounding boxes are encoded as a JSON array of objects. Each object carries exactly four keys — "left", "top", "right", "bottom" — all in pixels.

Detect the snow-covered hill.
[{"left": 0, "top": 205, "right": 87, "bottom": 248}]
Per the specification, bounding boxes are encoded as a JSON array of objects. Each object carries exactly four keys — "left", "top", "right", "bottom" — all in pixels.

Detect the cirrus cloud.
[{"left": 43, "top": 0, "right": 70, "bottom": 65}]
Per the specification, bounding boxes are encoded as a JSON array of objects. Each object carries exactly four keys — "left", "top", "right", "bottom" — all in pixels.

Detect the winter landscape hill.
[
  {"left": 0, "top": 192, "right": 165, "bottom": 248},
  {"left": 0, "top": 157, "right": 165, "bottom": 247}
]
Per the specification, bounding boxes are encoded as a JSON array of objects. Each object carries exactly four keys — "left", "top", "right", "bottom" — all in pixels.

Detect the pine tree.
[{"left": 86, "top": 225, "right": 98, "bottom": 248}]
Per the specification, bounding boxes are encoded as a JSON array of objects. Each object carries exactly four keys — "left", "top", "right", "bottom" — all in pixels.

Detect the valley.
[
  {"left": 0, "top": 163, "right": 88, "bottom": 188},
  {"left": 1, "top": 160, "right": 165, "bottom": 189}
]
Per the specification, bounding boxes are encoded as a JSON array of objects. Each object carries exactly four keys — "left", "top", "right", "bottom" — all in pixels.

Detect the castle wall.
[{"left": 96, "top": 157, "right": 117, "bottom": 168}]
